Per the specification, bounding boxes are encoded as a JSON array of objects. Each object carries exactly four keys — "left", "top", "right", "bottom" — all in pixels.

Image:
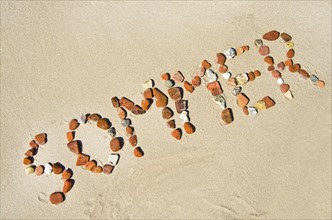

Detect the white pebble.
[
  {"left": 222, "top": 72, "right": 231, "bottom": 80},
  {"left": 44, "top": 163, "right": 53, "bottom": 174},
  {"left": 78, "top": 114, "right": 87, "bottom": 124},
  {"left": 224, "top": 48, "right": 237, "bottom": 59},
  {"left": 248, "top": 106, "right": 258, "bottom": 117},
  {"left": 179, "top": 110, "right": 190, "bottom": 124},
  {"left": 283, "top": 90, "right": 293, "bottom": 99},
  {"left": 108, "top": 153, "right": 120, "bottom": 166},
  {"left": 25, "top": 166, "right": 35, "bottom": 174},
  {"left": 277, "top": 78, "right": 284, "bottom": 85},
  {"left": 236, "top": 73, "right": 249, "bottom": 85},
  {"left": 214, "top": 95, "right": 226, "bottom": 109},
  {"left": 143, "top": 79, "right": 154, "bottom": 89},
  {"left": 206, "top": 69, "right": 218, "bottom": 82}
]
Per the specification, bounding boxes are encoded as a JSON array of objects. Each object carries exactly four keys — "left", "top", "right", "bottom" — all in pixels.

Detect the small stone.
[
  {"left": 88, "top": 113, "right": 102, "bottom": 122},
  {"left": 254, "top": 70, "right": 261, "bottom": 77},
  {"left": 162, "top": 107, "right": 174, "bottom": 119},
  {"left": 226, "top": 77, "right": 238, "bottom": 87},
  {"left": 310, "top": 75, "right": 319, "bottom": 84},
  {"left": 172, "top": 71, "right": 185, "bottom": 83},
  {"left": 103, "top": 164, "right": 114, "bottom": 174},
  {"left": 206, "top": 69, "right": 218, "bottom": 82},
  {"left": 264, "top": 56, "right": 274, "bottom": 65},
  {"left": 280, "top": 84, "right": 290, "bottom": 93},
  {"left": 134, "top": 147, "right": 144, "bottom": 158},
  {"left": 179, "top": 110, "right": 190, "bottom": 124},
  {"left": 143, "top": 79, "right": 154, "bottom": 89},
  {"left": 69, "top": 119, "right": 79, "bottom": 130},
  {"left": 131, "top": 105, "right": 146, "bottom": 115},
  {"left": 248, "top": 106, "right": 258, "bottom": 116},
  {"left": 259, "top": 45, "right": 270, "bottom": 56},
  {"left": 125, "top": 126, "right": 134, "bottom": 135},
  {"left": 35, "top": 165, "right": 44, "bottom": 176},
  {"left": 110, "top": 137, "right": 123, "bottom": 152},
  {"left": 53, "top": 162, "right": 64, "bottom": 175},
  {"left": 120, "top": 97, "right": 135, "bottom": 110},
  {"left": 66, "top": 131, "right": 75, "bottom": 142},
  {"left": 183, "top": 122, "right": 195, "bottom": 134},
  {"left": 283, "top": 90, "right": 293, "bottom": 99},
  {"left": 34, "top": 133, "right": 47, "bottom": 145},
  {"left": 202, "top": 60, "right": 211, "bottom": 69},
  {"left": 263, "top": 30, "right": 280, "bottom": 41},
  {"left": 67, "top": 141, "right": 80, "bottom": 155},
  {"left": 168, "top": 87, "right": 182, "bottom": 101},
  {"left": 285, "top": 59, "right": 293, "bottom": 66},
  {"left": 286, "top": 42, "right": 294, "bottom": 48},
  {"left": 218, "top": 65, "right": 228, "bottom": 73},
  {"left": 224, "top": 48, "right": 236, "bottom": 59},
  {"left": 23, "top": 156, "right": 34, "bottom": 165},
  {"left": 25, "top": 166, "right": 35, "bottom": 174},
  {"left": 117, "top": 107, "right": 127, "bottom": 119},
  {"left": 108, "top": 153, "right": 120, "bottom": 165},
  {"left": 268, "top": 65, "right": 275, "bottom": 71},
  {"left": 192, "top": 76, "right": 201, "bottom": 87},
  {"left": 171, "top": 128, "right": 182, "bottom": 140},
  {"left": 25, "top": 148, "right": 36, "bottom": 157},
  {"left": 281, "top": 33, "right": 292, "bottom": 42},
  {"left": 153, "top": 88, "right": 168, "bottom": 107},
  {"left": 76, "top": 154, "right": 90, "bottom": 166},
  {"left": 277, "top": 78, "right": 284, "bottom": 85},
  {"left": 293, "top": 64, "right": 301, "bottom": 72},
  {"left": 287, "top": 49, "right": 295, "bottom": 58},
  {"left": 141, "top": 98, "right": 152, "bottom": 111},
  {"left": 207, "top": 81, "right": 223, "bottom": 96},
  {"left": 63, "top": 180, "right": 74, "bottom": 193},
  {"left": 167, "top": 119, "right": 176, "bottom": 128},
  {"left": 232, "top": 86, "right": 242, "bottom": 96},
  {"left": 129, "top": 135, "right": 137, "bottom": 147},
  {"left": 94, "top": 166, "right": 103, "bottom": 173},
  {"left": 175, "top": 100, "right": 188, "bottom": 113},
  {"left": 214, "top": 95, "right": 226, "bottom": 109},
  {"left": 183, "top": 81, "right": 194, "bottom": 93},
  {"left": 216, "top": 53, "right": 226, "bottom": 65},
  {"left": 277, "top": 62, "right": 285, "bottom": 71},
  {"left": 262, "top": 96, "right": 275, "bottom": 109},
  {"left": 44, "top": 163, "right": 53, "bottom": 174},
  {"left": 221, "top": 108, "right": 234, "bottom": 124},
  {"left": 242, "top": 106, "right": 249, "bottom": 116},
  {"left": 299, "top": 69, "right": 310, "bottom": 78},
  {"left": 165, "top": 79, "right": 175, "bottom": 88},
  {"left": 62, "top": 169, "right": 72, "bottom": 180},
  {"left": 236, "top": 47, "right": 244, "bottom": 55},
  {"left": 255, "top": 100, "right": 266, "bottom": 110},
  {"left": 111, "top": 97, "right": 120, "bottom": 108},
  {"left": 248, "top": 72, "right": 255, "bottom": 81},
  {"left": 195, "top": 67, "right": 206, "bottom": 77},
  {"left": 108, "top": 127, "right": 116, "bottom": 137},
  {"left": 97, "top": 118, "right": 111, "bottom": 130},
  {"left": 121, "top": 119, "right": 131, "bottom": 127},
  {"left": 29, "top": 140, "right": 39, "bottom": 149},
  {"left": 237, "top": 93, "right": 249, "bottom": 107},
  {"left": 85, "top": 160, "right": 97, "bottom": 171},
  {"left": 49, "top": 192, "right": 65, "bottom": 205},
  {"left": 161, "top": 73, "right": 170, "bottom": 80},
  {"left": 142, "top": 88, "right": 154, "bottom": 99},
  {"left": 236, "top": 73, "right": 249, "bottom": 85},
  {"left": 242, "top": 45, "right": 249, "bottom": 51},
  {"left": 272, "top": 70, "right": 282, "bottom": 78},
  {"left": 222, "top": 72, "right": 231, "bottom": 80},
  {"left": 254, "top": 39, "right": 263, "bottom": 47},
  {"left": 317, "top": 80, "right": 325, "bottom": 88},
  {"left": 78, "top": 114, "right": 87, "bottom": 124}
]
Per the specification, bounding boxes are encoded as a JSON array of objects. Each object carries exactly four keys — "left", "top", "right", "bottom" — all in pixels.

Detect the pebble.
[
  {"left": 110, "top": 137, "right": 123, "bottom": 152},
  {"left": 62, "top": 169, "right": 72, "bottom": 180},
  {"left": 168, "top": 87, "right": 182, "bottom": 101},
  {"left": 222, "top": 72, "right": 231, "bottom": 80},
  {"left": 143, "top": 79, "right": 154, "bottom": 89},
  {"left": 134, "top": 147, "right": 144, "bottom": 158},
  {"left": 280, "top": 84, "right": 290, "bottom": 93},
  {"left": 117, "top": 107, "right": 127, "bottom": 119},
  {"left": 277, "top": 62, "right": 285, "bottom": 71},
  {"left": 287, "top": 49, "right": 295, "bottom": 58},
  {"left": 53, "top": 162, "right": 64, "bottom": 175},
  {"left": 85, "top": 160, "right": 97, "bottom": 172},
  {"left": 310, "top": 75, "right": 319, "bottom": 84},
  {"left": 172, "top": 71, "right": 185, "bottom": 83},
  {"left": 142, "top": 88, "right": 154, "bottom": 99},
  {"left": 264, "top": 56, "right": 274, "bottom": 65},
  {"left": 214, "top": 95, "right": 226, "bottom": 109},
  {"left": 63, "top": 180, "right": 74, "bottom": 193},
  {"left": 272, "top": 70, "right": 281, "bottom": 78},
  {"left": 206, "top": 69, "right": 218, "bottom": 82},
  {"left": 35, "top": 165, "right": 44, "bottom": 176},
  {"left": 183, "top": 122, "right": 195, "bottom": 134},
  {"left": 76, "top": 154, "right": 90, "bottom": 166},
  {"left": 317, "top": 80, "right": 325, "bottom": 88},
  {"left": 254, "top": 39, "right": 263, "bottom": 47},
  {"left": 171, "top": 128, "right": 182, "bottom": 140},
  {"left": 248, "top": 106, "right": 258, "bottom": 117},
  {"left": 103, "top": 164, "right": 114, "bottom": 174},
  {"left": 44, "top": 163, "right": 53, "bottom": 174},
  {"left": 161, "top": 73, "right": 170, "bottom": 80},
  {"left": 283, "top": 90, "right": 293, "bottom": 99},
  {"left": 254, "top": 70, "right": 261, "bottom": 77},
  {"left": 97, "top": 118, "right": 111, "bottom": 130},
  {"left": 179, "top": 110, "right": 190, "bottom": 124},
  {"left": 236, "top": 73, "right": 249, "bottom": 85},
  {"left": 162, "top": 107, "right": 174, "bottom": 119},
  {"left": 277, "top": 78, "right": 284, "bottom": 85},
  {"left": 184, "top": 81, "right": 194, "bottom": 93},
  {"left": 262, "top": 30, "right": 280, "bottom": 41},
  {"left": 248, "top": 72, "right": 255, "bottom": 81},
  {"left": 131, "top": 105, "right": 146, "bottom": 115},
  {"left": 153, "top": 88, "right": 168, "bottom": 107},
  {"left": 262, "top": 96, "right": 275, "bottom": 109},
  {"left": 23, "top": 156, "right": 34, "bottom": 165},
  {"left": 25, "top": 166, "right": 35, "bottom": 174},
  {"left": 232, "top": 86, "right": 242, "bottom": 96},
  {"left": 195, "top": 67, "right": 206, "bottom": 77},
  {"left": 226, "top": 77, "right": 238, "bottom": 87},
  {"left": 216, "top": 53, "right": 226, "bottom": 65},
  {"left": 67, "top": 141, "right": 80, "bottom": 155},
  {"left": 236, "top": 47, "right": 244, "bottom": 56},
  {"left": 29, "top": 140, "right": 39, "bottom": 149},
  {"left": 125, "top": 126, "right": 134, "bottom": 136},
  {"left": 192, "top": 76, "right": 201, "bottom": 87},
  {"left": 268, "top": 65, "right": 275, "bottom": 71},
  {"left": 66, "top": 131, "right": 75, "bottom": 142},
  {"left": 34, "top": 133, "right": 47, "bottom": 145},
  {"left": 129, "top": 135, "right": 138, "bottom": 147},
  {"left": 94, "top": 166, "right": 103, "bottom": 173},
  {"left": 218, "top": 65, "right": 228, "bottom": 73},
  {"left": 237, "top": 93, "right": 249, "bottom": 107},
  {"left": 120, "top": 97, "right": 135, "bottom": 111},
  {"left": 221, "top": 108, "right": 234, "bottom": 124},
  {"left": 165, "top": 79, "right": 175, "bottom": 88},
  {"left": 281, "top": 33, "right": 292, "bottom": 42},
  {"left": 285, "top": 59, "right": 293, "bottom": 66},
  {"left": 202, "top": 60, "right": 211, "bottom": 69},
  {"left": 224, "top": 48, "right": 236, "bottom": 59},
  {"left": 108, "top": 127, "right": 116, "bottom": 137},
  {"left": 299, "top": 69, "right": 310, "bottom": 78},
  {"left": 293, "top": 64, "right": 301, "bottom": 72},
  {"left": 167, "top": 119, "right": 176, "bottom": 129},
  {"left": 286, "top": 42, "right": 294, "bottom": 49},
  {"left": 111, "top": 97, "right": 120, "bottom": 108},
  {"left": 207, "top": 81, "right": 223, "bottom": 96},
  {"left": 49, "top": 192, "right": 65, "bottom": 205},
  {"left": 25, "top": 148, "right": 36, "bottom": 157},
  {"left": 141, "top": 98, "right": 152, "bottom": 111},
  {"left": 242, "top": 45, "right": 249, "bottom": 51},
  {"left": 121, "top": 119, "right": 131, "bottom": 127},
  {"left": 88, "top": 113, "right": 102, "bottom": 122},
  {"left": 242, "top": 106, "right": 249, "bottom": 116},
  {"left": 259, "top": 45, "right": 270, "bottom": 56},
  {"left": 108, "top": 153, "right": 120, "bottom": 165},
  {"left": 175, "top": 100, "right": 188, "bottom": 113},
  {"left": 255, "top": 100, "right": 266, "bottom": 110}
]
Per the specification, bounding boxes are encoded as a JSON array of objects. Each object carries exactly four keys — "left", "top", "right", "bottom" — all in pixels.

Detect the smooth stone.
[
  {"left": 97, "top": 118, "right": 111, "bottom": 130},
  {"left": 63, "top": 180, "right": 74, "bottom": 193},
  {"left": 287, "top": 49, "right": 295, "bottom": 58},
  {"left": 236, "top": 73, "right": 249, "bottom": 85},
  {"left": 167, "top": 119, "right": 176, "bottom": 129},
  {"left": 221, "top": 108, "right": 234, "bottom": 124},
  {"left": 168, "top": 87, "right": 182, "bottom": 101},
  {"left": 281, "top": 33, "right": 292, "bottom": 42},
  {"left": 165, "top": 79, "right": 175, "bottom": 88},
  {"left": 224, "top": 48, "right": 236, "bottom": 59},
  {"left": 121, "top": 119, "right": 131, "bottom": 127},
  {"left": 248, "top": 106, "right": 258, "bottom": 117},
  {"left": 207, "top": 81, "right": 223, "bottom": 96},
  {"left": 214, "top": 95, "right": 226, "bottom": 109},
  {"left": 277, "top": 78, "right": 284, "bottom": 85},
  {"left": 218, "top": 65, "right": 228, "bottom": 73},
  {"left": 272, "top": 70, "right": 281, "bottom": 78},
  {"left": 317, "top": 80, "right": 325, "bottom": 88},
  {"left": 25, "top": 149, "right": 36, "bottom": 157},
  {"left": 67, "top": 141, "right": 80, "bottom": 155},
  {"left": 226, "top": 77, "right": 238, "bottom": 87},
  {"left": 206, "top": 69, "right": 218, "bottom": 82},
  {"left": 280, "top": 84, "right": 290, "bottom": 93},
  {"left": 29, "top": 140, "right": 39, "bottom": 149},
  {"left": 262, "top": 30, "right": 280, "bottom": 41},
  {"left": 108, "top": 153, "right": 120, "bottom": 166},
  {"left": 117, "top": 107, "right": 127, "bottom": 119},
  {"left": 310, "top": 75, "right": 319, "bottom": 84},
  {"left": 195, "top": 67, "right": 206, "bottom": 77},
  {"left": 35, "top": 165, "right": 45, "bottom": 176},
  {"left": 143, "top": 79, "right": 154, "bottom": 89},
  {"left": 248, "top": 72, "right": 255, "bottom": 81},
  {"left": 183, "top": 81, "right": 194, "bottom": 93},
  {"left": 62, "top": 169, "right": 72, "bottom": 180},
  {"left": 141, "top": 98, "right": 152, "bottom": 111},
  {"left": 131, "top": 105, "right": 146, "bottom": 115},
  {"left": 25, "top": 166, "right": 35, "bottom": 174},
  {"left": 192, "top": 76, "right": 201, "bottom": 87},
  {"left": 110, "top": 138, "right": 123, "bottom": 152},
  {"left": 134, "top": 147, "right": 144, "bottom": 158},
  {"left": 254, "top": 70, "right": 261, "bottom": 77},
  {"left": 108, "top": 127, "right": 116, "bottom": 137},
  {"left": 283, "top": 90, "right": 293, "bottom": 99},
  {"left": 93, "top": 166, "right": 103, "bottom": 173},
  {"left": 142, "top": 88, "right": 154, "bottom": 99},
  {"left": 179, "top": 110, "right": 190, "bottom": 124},
  {"left": 171, "top": 128, "right": 182, "bottom": 140},
  {"left": 175, "top": 100, "right": 188, "bottom": 113},
  {"left": 162, "top": 107, "right": 174, "bottom": 119},
  {"left": 88, "top": 113, "right": 102, "bottom": 121},
  {"left": 44, "top": 163, "right": 53, "bottom": 174},
  {"left": 222, "top": 72, "right": 231, "bottom": 80},
  {"left": 129, "top": 135, "right": 137, "bottom": 147},
  {"left": 66, "top": 131, "right": 75, "bottom": 142},
  {"left": 76, "top": 154, "right": 90, "bottom": 166},
  {"left": 119, "top": 97, "right": 135, "bottom": 111},
  {"left": 299, "top": 69, "right": 310, "bottom": 78},
  {"left": 23, "top": 157, "right": 34, "bottom": 165},
  {"left": 232, "top": 86, "right": 242, "bottom": 96},
  {"left": 277, "top": 62, "right": 285, "bottom": 71},
  {"left": 216, "top": 53, "right": 226, "bottom": 65},
  {"left": 78, "top": 114, "right": 87, "bottom": 124},
  {"left": 183, "top": 122, "right": 195, "bottom": 134},
  {"left": 49, "top": 192, "right": 65, "bottom": 205},
  {"left": 53, "top": 162, "right": 64, "bottom": 175},
  {"left": 103, "top": 164, "right": 114, "bottom": 174},
  {"left": 161, "top": 73, "right": 170, "bottom": 80},
  {"left": 111, "top": 97, "right": 120, "bottom": 108},
  {"left": 34, "top": 133, "right": 47, "bottom": 145},
  {"left": 254, "top": 39, "right": 263, "bottom": 47},
  {"left": 242, "top": 106, "right": 249, "bottom": 116},
  {"left": 258, "top": 45, "right": 270, "bottom": 56},
  {"left": 255, "top": 100, "right": 266, "bottom": 110},
  {"left": 153, "top": 88, "right": 168, "bottom": 107},
  {"left": 262, "top": 96, "right": 275, "bottom": 109},
  {"left": 264, "top": 56, "right": 274, "bottom": 65},
  {"left": 172, "top": 71, "right": 185, "bottom": 83},
  {"left": 125, "top": 126, "right": 134, "bottom": 136},
  {"left": 237, "top": 93, "right": 249, "bottom": 108},
  {"left": 202, "top": 60, "right": 211, "bottom": 69}
]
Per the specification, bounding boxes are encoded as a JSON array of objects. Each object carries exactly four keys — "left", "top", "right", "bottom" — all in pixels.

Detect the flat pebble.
[
  {"left": 254, "top": 39, "right": 263, "bottom": 47},
  {"left": 281, "top": 33, "right": 292, "bottom": 42},
  {"left": 88, "top": 113, "right": 102, "bottom": 122},
  {"left": 254, "top": 70, "right": 261, "bottom": 77},
  {"left": 183, "top": 122, "right": 195, "bottom": 134},
  {"left": 183, "top": 81, "right": 194, "bottom": 93},
  {"left": 259, "top": 45, "right": 270, "bottom": 56},
  {"left": 103, "top": 164, "right": 114, "bottom": 174},
  {"left": 248, "top": 72, "right": 255, "bottom": 81},
  {"left": 207, "top": 81, "right": 223, "bottom": 96},
  {"left": 263, "top": 30, "right": 280, "bottom": 41},
  {"left": 63, "top": 180, "right": 74, "bottom": 193},
  {"left": 226, "top": 77, "right": 238, "bottom": 87},
  {"left": 110, "top": 138, "right": 123, "bottom": 152},
  {"left": 165, "top": 79, "right": 175, "bottom": 88},
  {"left": 172, "top": 71, "right": 185, "bottom": 83},
  {"left": 129, "top": 135, "right": 137, "bottom": 147},
  {"left": 167, "top": 119, "right": 176, "bottom": 129},
  {"left": 202, "top": 60, "right": 211, "bottom": 69},
  {"left": 168, "top": 87, "right": 182, "bottom": 101},
  {"left": 141, "top": 98, "right": 152, "bottom": 111},
  {"left": 119, "top": 97, "right": 135, "bottom": 111},
  {"left": 216, "top": 53, "right": 226, "bottom": 65},
  {"left": 76, "top": 154, "right": 90, "bottom": 166},
  {"left": 162, "top": 107, "right": 174, "bottom": 119},
  {"left": 171, "top": 128, "right": 182, "bottom": 140},
  {"left": 131, "top": 105, "right": 146, "bottom": 115},
  {"left": 134, "top": 147, "right": 144, "bottom": 157},
  {"left": 277, "top": 78, "right": 284, "bottom": 85},
  {"left": 143, "top": 79, "right": 154, "bottom": 89},
  {"left": 224, "top": 48, "right": 236, "bottom": 59},
  {"left": 67, "top": 141, "right": 80, "bottom": 155},
  {"left": 29, "top": 140, "right": 39, "bottom": 149},
  {"left": 108, "top": 153, "right": 120, "bottom": 166},
  {"left": 232, "top": 86, "right": 242, "bottom": 96},
  {"left": 236, "top": 73, "right": 249, "bottom": 85},
  {"left": 222, "top": 72, "right": 231, "bottom": 80},
  {"left": 44, "top": 163, "right": 53, "bottom": 174},
  {"left": 221, "top": 108, "right": 234, "bottom": 124},
  {"left": 97, "top": 118, "right": 111, "bottom": 130},
  {"left": 49, "top": 192, "right": 65, "bottom": 205},
  {"left": 25, "top": 166, "right": 35, "bottom": 174},
  {"left": 179, "top": 110, "right": 190, "bottom": 124},
  {"left": 218, "top": 65, "right": 228, "bottom": 73},
  {"left": 161, "top": 73, "right": 170, "bottom": 80},
  {"left": 69, "top": 119, "right": 79, "bottom": 130},
  {"left": 214, "top": 95, "right": 226, "bottom": 109},
  {"left": 283, "top": 90, "right": 293, "bottom": 99},
  {"left": 175, "top": 100, "right": 188, "bottom": 113},
  {"left": 153, "top": 88, "right": 168, "bottom": 107},
  {"left": 277, "top": 62, "right": 285, "bottom": 71},
  {"left": 142, "top": 88, "right": 154, "bottom": 99},
  {"left": 35, "top": 165, "right": 44, "bottom": 176},
  {"left": 192, "top": 76, "right": 201, "bottom": 87},
  {"left": 121, "top": 119, "right": 131, "bottom": 127},
  {"left": 237, "top": 93, "right": 249, "bottom": 107},
  {"left": 34, "top": 133, "right": 47, "bottom": 145},
  {"left": 317, "top": 80, "right": 325, "bottom": 88},
  {"left": 206, "top": 69, "right": 218, "bottom": 82},
  {"left": 248, "top": 106, "right": 258, "bottom": 117}
]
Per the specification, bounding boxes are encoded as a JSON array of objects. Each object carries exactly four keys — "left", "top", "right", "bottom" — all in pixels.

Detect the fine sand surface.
[{"left": 1, "top": 1, "right": 331, "bottom": 219}]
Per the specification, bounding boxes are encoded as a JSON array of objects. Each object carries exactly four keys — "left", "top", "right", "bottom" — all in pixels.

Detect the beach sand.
[{"left": 1, "top": 1, "right": 331, "bottom": 219}]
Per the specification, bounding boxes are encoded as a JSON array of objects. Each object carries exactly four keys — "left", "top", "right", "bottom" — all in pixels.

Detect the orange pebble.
[
  {"left": 317, "top": 80, "right": 325, "bottom": 88},
  {"left": 161, "top": 73, "right": 170, "bottom": 80},
  {"left": 202, "top": 60, "right": 211, "bottom": 69},
  {"left": 134, "top": 147, "right": 144, "bottom": 158},
  {"left": 66, "top": 131, "right": 75, "bottom": 142}
]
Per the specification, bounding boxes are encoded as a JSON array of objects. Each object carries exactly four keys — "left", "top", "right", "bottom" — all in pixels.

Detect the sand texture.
[{"left": 1, "top": 1, "right": 331, "bottom": 219}]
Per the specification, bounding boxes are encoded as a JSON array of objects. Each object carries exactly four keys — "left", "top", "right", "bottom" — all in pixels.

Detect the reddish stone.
[
  {"left": 299, "top": 69, "right": 310, "bottom": 78},
  {"left": 248, "top": 72, "right": 255, "bottom": 81},
  {"left": 218, "top": 65, "right": 228, "bottom": 73},
  {"left": 262, "top": 30, "right": 280, "bottom": 41},
  {"left": 272, "top": 70, "right": 282, "bottom": 78},
  {"left": 76, "top": 154, "right": 90, "bottom": 166},
  {"left": 192, "top": 76, "right": 201, "bottom": 87},
  {"left": 141, "top": 98, "right": 152, "bottom": 111},
  {"left": 111, "top": 96, "right": 120, "bottom": 108},
  {"left": 63, "top": 180, "right": 74, "bottom": 193},
  {"left": 277, "top": 62, "right": 285, "bottom": 71},
  {"left": 262, "top": 96, "right": 275, "bottom": 109},
  {"left": 287, "top": 49, "right": 295, "bottom": 58},
  {"left": 103, "top": 164, "right": 114, "bottom": 174},
  {"left": 162, "top": 107, "right": 173, "bottom": 119},
  {"left": 167, "top": 119, "right": 176, "bottom": 129},
  {"left": 172, "top": 71, "right": 185, "bottom": 83},
  {"left": 129, "top": 135, "right": 137, "bottom": 147},
  {"left": 183, "top": 122, "right": 195, "bottom": 134},
  {"left": 258, "top": 45, "right": 270, "bottom": 56},
  {"left": 88, "top": 113, "right": 101, "bottom": 121},
  {"left": 183, "top": 81, "right": 194, "bottom": 93},
  {"left": 254, "top": 70, "right": 261, "bottom": 77},
  {"left": 66, "top": 131, "right": 75, "bottom": 142},
  {"left": 237, "top": 93, "right": 249, "bottom": 107},
  {"left": 280, "top": 84, "right": 290, "bottom": 93},
  {"left": 133, "top": 147, "right": 144, "bottom": 158},
  {"left": 171, "top": 128, "right": 182, "bottom": 140},
  {"left": 67, "top": 141, "right": 80, "bottom": 155},
  {"left": 110, "top": 137, "right": 123, "bottom": 152},
  {"left": 142, "top": 88, "right": 154, "bottom": 99},
  {"left": 221, "top": 108, "right": 234, "bottom": 124},
  {"left": 216, "top": 53, "right": 226, "bottom": 65},
  {"left": 207, "top": 81, "right": 223, "bottom": 96},
  {"left": 29, "top": 140, "right": 39, "bottom": 149},
  {"left": 97, "top": 118, "right": 111, "bottom": 130},
  {"left": 117, "top": 107, "right": 127, "bottom": 119},
  {"left": 264, "top": 56, "right": 274, "bottom": 65},
  {"left": 34, "top": 133, "right": 47, "bottom": 145},
  {"left": 161, "top": 73, "right": 170, "bottom": 80},
  {"left": 153, "top": 88, "right": 168, "bottom": 107},
  {"left": 49, "top": 192, "right": 65, "bottom": 205},
  {"left": 120, "top": 97, "right": 135, "bottom": 110},
  {"left": 69, "top": 119, "right": 79, "bottom": 131},
  {"left": 131, "top": 105, "right": 146, "bottom": 115},
  {"left": 202, "top": 60, "right": 211, "bottom": 69},
  {"left": 168, "top": 87, "right": 182, "bottom": 101}
]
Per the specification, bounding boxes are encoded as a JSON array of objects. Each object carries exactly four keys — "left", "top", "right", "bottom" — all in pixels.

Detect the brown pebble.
[
  {"left": 168, "top": 87, "right": 182, "bottom": 101},
  {"left": 281, "top": 33, "right": 292, "bottom": 42},
  {"left": 142, "top": 88, "right": 154, "bottom": 99},
  {"left": 110, "top": 137, "right": 123, "bottom": 152},
  {"left": 141, "top": 98, "right": 152, "bottom": 111},
  {"left": 268, "top": 65, "right": 275, "bottom": 71},
  {"left": 120, "top": 97, "right": 135, "bottom": 111},
  {"left": 277, "top": 62, "right": 285, "bottom": 71},
  {"left": 280, "top": 84, "right": 290, "bottom": 93},
  {"left": 262, "top": 30, "right": 280, "bottom": 41},
  {"left": 172, "top": 71, "right": 185, "bottom": 83},
  {"left": 287, "top": 49, "right": 295, "bottom": 58},
  {"left": 126, "top": 126, "right": 135, "bottom": 135},
  {"left": 183, "top": 81, "right": 194, "bottom": 93},
  {"left": 242, "top": 106, "right": 249, "bottom": 116},
  {"left": 248, "top": 72, "right": 255, "bottom": 81},
  {"left": 183, "top": 122, "right": 195, "bottom": 134},
  {"left": 288, "top": 65, "right": 297, "bottom": 73},
  {"left": 94, "top": 166, "right": 103, "bottom": 173},
  {"left": 317, "top": 80, "right": 325, "bottom": 88},
  {"left": 218, "top": 65, "right": 228, "bottom": 73},
  {"left": 192, "top": 76, "right": 201, "bottom": 87},
  {"left": 293, "top": 63, "right": 301, "bottom": 72},
  {"left": 167, "top": 119, "right": 176, "bottom": 129},
  {"left": 63, "top": 180, "right": 74, "bottom": 193},
  {"left": 35, "top": 165, "right": 44, "bottom": 176},
  {"left": 111, "top": 97, "right": 120, "bottom": 108},
  {"left": 76, "top": 154, "right": 90, "bottom": 166},
  {"left": 272, "top": 70, "right": 282, "bottom": 78},
  {"left": 23, "top": 156, "right": 34, "bottom": 165},
  {"left": 285, "top": 59, "right": 293, "bottom": 66},
  {"left": 131, "top": 105, "right": 146, "bottom": 115},
  {"left": 262, "top": 96, "right": 275, "bottom": 109},
  {"left": 85, "top": 160, "right": 97, "bottom": 171},
  {"left": 153, "top": 88, "right": 168, "bottom": 107},
  {"left": 258, "top": 45, "right": 270, "bottom": 56},
  {"left": 254, "top": 70, "right": 261, "bottom": 77},
  {"left": 117, "top": 107, "right": 127, "bottom": 120},
  {"left": 216, "top": 53, "right": 226, "bottom": 65},
  {"left": 202, "top": 60, "right": 211, "bottom": 69},
  {"left": 29, "top": 140, "right": 39, "bottom": 149},
  {"left": 25, "top": 148, "right": 36, "bottom": 157},
  {"left": 299, "top": 69, "right": 310, "bottom": 78},
  {"left": 69, "top": 119, "right": 79, "bottom": 131},
  {"left": 134, "top": 147, "right": 144, "bottom": 157},
  {"left": 53, "top": 163, "right": 64, "bottom": 175},
  {"left": 162, "top": 107, "right": 174, "bottom": 119},
  {"left": 66, "top": 131, "right": 75, "bottom": 142},
  {"left": 175, "top": 100, "right": 188, "bottom": 113},
  {"left": 237, "top": 93, "right": 249, "bottom": 108},
  {"left": 264, "top": 56, "right": 274, "bottom": 65},
  {"left": 221, "top": 108, "right": 234, "bottom": 124},
  {"left": 103, "top": 164, "right": 114, "bottom": 174},
  {"left": 242, "top": 45, "right": 249, "bottom": 51},
  {"left": 88, "top": 113, "right": 101, "bottom": 121},
  {"left": 34, "top": 133, "right": 47, "bottom": 145},
  {"left": 62, "top": 169, "right": 72, "bottom": 180},
  {"left": 171, "top": 128, "right": 182, "bottom": 140},
  {"left": 161, "top": 73, "right": 170, "bottom": 80},
  {"left": 67, "top": 141, "right": 80, "bottom": 155},
  {"left": 129, "top": 135, "right": 137, "bottom": 147},
  {"left": 49, "top": 192, "right": 65, "bottom": 205},
  {"left": 97, "top": 118, "right": 111, "bottom": 130},
  {"left": 207, "top": 81, "right": 223, "bottom": 96}
]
